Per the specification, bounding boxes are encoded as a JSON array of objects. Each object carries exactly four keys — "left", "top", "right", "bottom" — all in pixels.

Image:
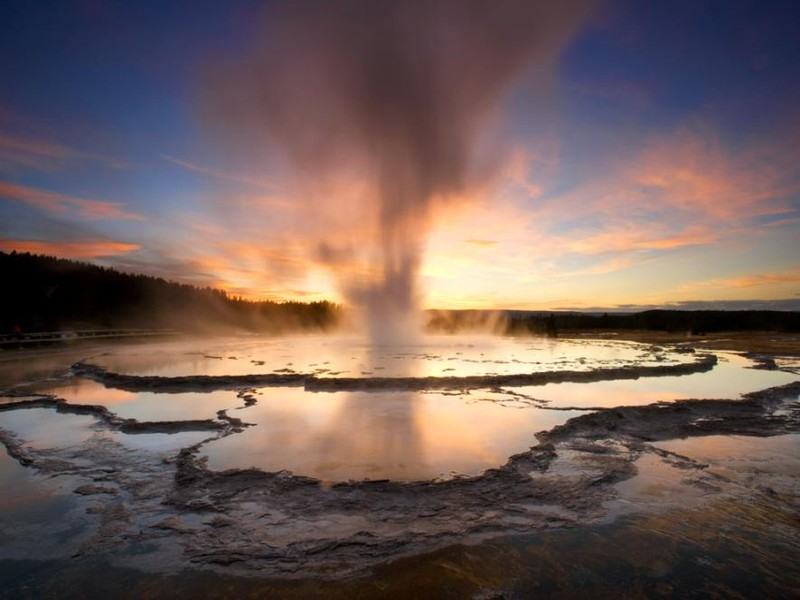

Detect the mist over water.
[{"left": 207, "top": 0, "right": 591, "bottom": 344}]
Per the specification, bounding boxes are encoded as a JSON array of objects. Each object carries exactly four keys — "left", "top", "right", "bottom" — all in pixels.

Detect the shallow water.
[
  {"left": 0, "top": 451, "right": 74, "bottom": 519},
  {"left": 88, "top": 335, "right": 692, "bottom": 378},
  {"left": 0, "top": 334, "right": 798, "bottom": 593},
  {"left": 524, "top": 352, "right": 798, "bottom": 409},
  {"left": 654, "top": 433, "right": 800, "bottom": 486},
  {"left": 0, "top": 408, "right": 99, "bottom": 450},
  {"left": 11, "top": 337, "right": 797, "bottom": 482},
  {"left": 35, "top": 378, "right": 243, "bottom": 422},
  {"left": 201, "top": 388, "right": 582, "bottom": 481}
]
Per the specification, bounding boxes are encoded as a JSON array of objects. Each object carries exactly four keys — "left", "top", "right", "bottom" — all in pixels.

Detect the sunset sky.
[{"left": 1, "top": 0, "right": 799, "bottom": 311}]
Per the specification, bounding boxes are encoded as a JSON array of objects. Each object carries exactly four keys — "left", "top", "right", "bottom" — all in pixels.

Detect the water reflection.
[
  {"left": 0, "top": 450, "right": 83, "bottom": 555},
  {"left": 310, "top": 391, "right": 425, "bottom": 481},
  {"left": 609, "top": 433, "right": 800, "bottom": 519},
  {"left": 306, "top": 349, "right": 426, "bottom": 481},
  {"left": 527, "top": 352, "right": 797, "bottom": 409},
  {"left": 655, "top": 433, "right": 800, "bottom": 485},
  {"left": 201, "top": 387, "right": 580, "bottom": 481},
  {"left": 0, "top": 408, "right": 98, "bottom": 450},
  {"left": 2, "top": 338, "right": 797, "bottom": 483},
  {"left": 35, "top": 379, "right": 242, "bottom": 422}
]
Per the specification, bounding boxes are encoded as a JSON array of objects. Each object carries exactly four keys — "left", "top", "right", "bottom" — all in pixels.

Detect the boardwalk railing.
[{"left": 0, "top": 329, "right": 180, "bottom": 348}]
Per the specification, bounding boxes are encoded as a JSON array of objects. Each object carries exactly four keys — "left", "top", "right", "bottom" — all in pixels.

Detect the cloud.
[
  {"left": 555, "top": 298, "right": 800, "bottom": 312},
  {"left": 679, "top": 267, "right": 800, "bottom": 292},
  {"left": 0, "top": 134, "right": 129, "bottom": 172},
  {"left": 547, "top": 223, "right": 717, "bottom": 255},
  {"left": 522, "top": 123, "right": 798, "bottom": 262},
  {"left": 0, "top": 181, "right": 146, "bottom": 221},
  {"left": 503, "top": 147, "right": 548, "bottom": 199},
  {"left": 162, "top": 155, "right": 282, "bottom": 192},
  {"left": 627, "top": 126, "right": 795, "bottom": 222},
  {"left": 464, "top": 239, "right": 498, "bottom": 248},
  {"left": 0, "top": 238, "right": 139, "bottom": 258},
  {"left": 417, "top": 115, "right": 800, "bottom": 310}
]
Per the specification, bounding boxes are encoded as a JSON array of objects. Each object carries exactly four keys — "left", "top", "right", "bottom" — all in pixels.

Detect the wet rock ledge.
[{"left": 71, "top": 351, "right": 717, "bottom": 393}]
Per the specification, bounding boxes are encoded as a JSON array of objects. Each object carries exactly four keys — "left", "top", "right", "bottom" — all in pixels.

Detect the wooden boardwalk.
[{"left": 0, "top": 329, "right": 179, "bottom": 348}]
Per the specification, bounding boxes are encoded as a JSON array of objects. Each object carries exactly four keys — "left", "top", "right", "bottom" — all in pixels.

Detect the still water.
[
  {"left": 5, "top": 336, "right": 795, "bottom": 482},
  {"left": 0, "top": 334, "right": 798, "bottom": 597},
  {"left": 87, "top": 335, "right": 693, "bottom": 378}
]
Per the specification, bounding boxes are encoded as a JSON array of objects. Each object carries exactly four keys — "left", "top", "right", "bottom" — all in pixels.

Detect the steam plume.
[{"left": 205, "top": 0, "right": 591, "bottom": 344}]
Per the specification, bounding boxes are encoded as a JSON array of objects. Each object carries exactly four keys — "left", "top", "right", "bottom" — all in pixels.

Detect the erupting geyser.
[{"left": 207, "top": 0, "right": 590, "bottom": 343}]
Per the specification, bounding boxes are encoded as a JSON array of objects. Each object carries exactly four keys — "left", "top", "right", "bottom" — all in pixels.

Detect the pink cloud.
[
  {"left": 546, "top": 223, "right": 717, "bottom": 255},
  {"left": 680, "top": 267, "right": 800, "bottom": 292},
  {"left": 0, "top": 238, "right": 139, "bottom": 258},
  {"left": 0, "top": 181, "right": 146, "bottom": 221},
  {"left": 526, "top": 123, "right": 798, "bottom": 261},
  {"left": 628, "top": 126, "right": 794, "bottom": 221},
  {"left": 0, "top": 134, "right": 129, "bottom": 171}
]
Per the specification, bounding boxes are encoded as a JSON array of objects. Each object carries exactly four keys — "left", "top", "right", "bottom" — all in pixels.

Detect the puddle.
[
  {"left": 0, "top": 408, "right": 99, "bottom": 450},
  {"left": 516, "top": 352, "right": 797, "bottom": 409},
  {"left": 104, "top": 431, "right": 214, "bottom": 452},
  {"left": 604, "top": 433, "right": 800, "bottom": 524},
  {"left": 654, "top": 433, "right": 800, "bottom": 489},
  {"left": 36, "top": 378, "right": 243, "bottom": 422}
]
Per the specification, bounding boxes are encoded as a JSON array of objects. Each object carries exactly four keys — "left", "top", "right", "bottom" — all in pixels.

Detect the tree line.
[
  {"left": 1, "top": 251, "right": 339, "bottom": 334},
  {"left": 503, "top": 309, "right": 800, "bottom": 336},
  {"left": 3, "top": 251, "right": 797, "bottom": 336}
]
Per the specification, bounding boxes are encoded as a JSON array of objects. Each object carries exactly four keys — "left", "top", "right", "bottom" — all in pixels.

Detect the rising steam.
[{"left": 205, "top": 0, "right": 591, "bottom": 344}]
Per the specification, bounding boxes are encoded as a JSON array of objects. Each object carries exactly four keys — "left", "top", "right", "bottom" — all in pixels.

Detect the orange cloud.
[
  {"left": 177, "top": 236, "right": 330, "bottom": 302},
  {"left": 503, "top": 147, "right": 546, "bottom": 199},
  {"left": 0, "top": 181, "right": 146, "bottom": 221},
  {"left": 627, "top": 126, "right": 794, "bottom": 221},
  {"left": 464, "top": 239, "right": 498, "bottom": 247},
  {"left": 519, "top": 123, "right": 797, "bottom": 267},
  {"left": 680, "top": 267, "right": 800, "bottom": 292},
  {"left": 0, "top": 238, "right": 139, "bottom": 258},
  {"left": 550, "top": 224, "right": 718, "bottom": 255}
]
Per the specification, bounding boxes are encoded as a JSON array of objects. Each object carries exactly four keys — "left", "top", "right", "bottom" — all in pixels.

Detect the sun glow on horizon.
[{"left": 0, "top": 1, "right": 798, "bottom": 312}]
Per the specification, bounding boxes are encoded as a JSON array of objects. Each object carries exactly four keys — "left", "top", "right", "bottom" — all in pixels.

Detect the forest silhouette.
[
  {"left": 1, "top": 251, "right": 338, "bottom": 334},
  {"left": 2, "top": 251, "right": 797, "bottom": 336}
]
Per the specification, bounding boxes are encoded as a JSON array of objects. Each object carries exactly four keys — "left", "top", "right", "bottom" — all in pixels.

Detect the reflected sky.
[
  {"left": 2, "top": 337, "right": 798, "bottom": 483},
  {"left": 654, "top": 434, "right": 800, "bottom": 483},
  {"left": 524, "top": 352, "right": 798, "bottom": 409},
  {"left": 202, "top": 387, "right": 581, "bottom": 482},
  {"left": 610, "top": 433, "right": 800, "bottom": 518},
  {"left": 0, "top": 408, "right": 98, "bottom": 450},
  {"left": 0, "top": 451, "right": 79, "bottom": 530},
  {"left": 37, "top": 378, "right": 241, "bottom": 422}
]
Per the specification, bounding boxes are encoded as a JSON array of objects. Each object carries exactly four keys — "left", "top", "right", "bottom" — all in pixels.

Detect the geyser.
[{"left": 206, "top": 0, "right": 591, "bottom": 343}]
